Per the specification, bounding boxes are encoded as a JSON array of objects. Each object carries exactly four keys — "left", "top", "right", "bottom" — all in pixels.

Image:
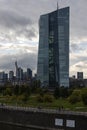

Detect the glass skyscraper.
[{"left": 37, "top": 7, "right": 69, "bottom": 89}]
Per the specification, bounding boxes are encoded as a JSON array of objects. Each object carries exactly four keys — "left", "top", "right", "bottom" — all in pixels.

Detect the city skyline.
[
  {"left": 0, "top": 61, "right": 33, "bottom": 77},
  {"left": 0, "top": 0, "right": 87, "bottom": 77}
]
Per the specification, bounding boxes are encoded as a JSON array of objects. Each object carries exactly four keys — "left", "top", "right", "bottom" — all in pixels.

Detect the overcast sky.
[{"left": 0, "top": 0, "right": 87, "bottom": 77}]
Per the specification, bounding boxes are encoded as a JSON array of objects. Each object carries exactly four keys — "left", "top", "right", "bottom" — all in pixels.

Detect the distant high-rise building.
[
  {"left": 23, "top": 72, "right": 27, "bottom": 80},
  {"left": 15, "top": 61, "right": 23, "bottom": 81},
  {"left": 9, "top": 71, "right": 14, "bottom": 81},
  {"left": 18, "top": 67, "right": 23, "bottom": 81},
  {"left": 0, "top": 72, "right": 4, "bottom": 81},
  {"left": 27, "top": 68, "right": 32, "bottom": 79},
  {"left": 0, "top": 72, "right": 8, "bottom": 82},
  {"left": 37, "top": 6, "right": 69, "bottom": 88},
  {"left": 4, "top": 73, "right": 8, "bottom": 82},
  {"left": 77, "top": 72, "right": 83, "bottom": 80},
  {"left": 15, "top": 61, "right": 18, "bottom": 80}
]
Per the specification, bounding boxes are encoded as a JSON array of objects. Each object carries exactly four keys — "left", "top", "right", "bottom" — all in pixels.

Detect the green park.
[{"left": 0, "top": 81, "right": 87, "bottom": 112}]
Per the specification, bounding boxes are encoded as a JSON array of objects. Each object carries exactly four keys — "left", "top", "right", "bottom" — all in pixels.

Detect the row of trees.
[
  {"left": 0, "top": 80, "right": 87, "bottom": 105},
  {"left": 54, "top": 87, "right": 87, "bottom": 105}
]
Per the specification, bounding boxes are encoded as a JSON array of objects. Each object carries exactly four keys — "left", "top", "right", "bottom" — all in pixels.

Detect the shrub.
[
  {"left": 4, "top": 88, "right": 12, "bottom": 96},
  {"left": 36, "top": 94, "right": 44, "bottom": 102},
  {"left": 59, "top": 87, "right": 69, "bottom": 98},
  {"left": 17, "top": 94, "right": 29, "bottom": 103},
  {"left": 43, "top": 94, "right": 54, "bottom": 103},
  {"left": 81, "top": 88, "right": 87, "bottom": 105},
  {"left": 13, "top": 85, "right": 19, "bottom": 96},
  {"left": 68, "top": 90, "right": 81, "bottom": 104},
  {"left": 54, "top": 87, "right": 60, "bottom": 99}
]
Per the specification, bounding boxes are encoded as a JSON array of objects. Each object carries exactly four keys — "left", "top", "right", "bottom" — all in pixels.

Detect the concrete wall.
[{"left": 0, "top": 107, "right": 87, "bottom": 130}]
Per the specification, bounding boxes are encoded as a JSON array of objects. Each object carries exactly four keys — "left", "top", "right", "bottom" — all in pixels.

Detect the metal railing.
[{"left": 0, "top": 104, "right": 87, "bottom": 116}]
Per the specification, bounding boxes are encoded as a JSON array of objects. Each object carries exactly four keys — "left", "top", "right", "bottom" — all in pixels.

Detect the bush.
[
  {"left": 36, "top": 94, "right": 54, "bottom": 103},
  {"left": 54, "top": 87, "right": 60, "bottom": 99},
  {"left": 81, "top": 88, "right": 87, "bottom": 105},
  {"left": 17, "top": 94, "right": 29, "bottom": 103},
  {"left": 13, "top": 85, "right": 19, "bottom": 96},
  {"left": 36, "top": 94, "right": 44, "bottom": 102},
  {"left": 68, "top": 90, "right": 81, "bottom": 104},
  {"left": 43, "top": 94, "right": 54, "bottom": 103},
  {"left": 19, "top": 85, "right": 31, "bottom": 96},
  {"left": 59, "top": 87, "right": 69, "bottom": 98},
  {"left": 4, "top": 88, "right": 12, "bottom": 96}
]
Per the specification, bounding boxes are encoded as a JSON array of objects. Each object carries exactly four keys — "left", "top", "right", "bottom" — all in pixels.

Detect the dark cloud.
[{"left": 0, "top": 9, "right": 32, "bottom": 29}]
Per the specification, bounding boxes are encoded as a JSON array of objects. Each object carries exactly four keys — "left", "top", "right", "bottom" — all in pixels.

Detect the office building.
[
  {"left": 18, "top": 67, "right": 23, "bottom": 81},
  {"left": 0, "top": 71, "right": 8, "bottom": 83},
  {"left": 27, "top": 68, "right": 32, "bottom": 79},
  {"left": 37, "top": 6, "right": 69, "bottom": 88},
  {"left": 9, "top": 71, "right": 14, "bottom": 81},
  {"left": 15, "top": 61, "right": 18, "bottom": 80},
  {"left": 77, "top": 72, "right": 83, "bottom": 80},
  {"left": 15, "top": 61, "right": 23, "bottom": 81}
]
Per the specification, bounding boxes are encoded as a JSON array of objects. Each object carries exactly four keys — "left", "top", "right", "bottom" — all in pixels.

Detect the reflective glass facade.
[{"left": 37, "top": 7, "right": 69, "bottom": 88}]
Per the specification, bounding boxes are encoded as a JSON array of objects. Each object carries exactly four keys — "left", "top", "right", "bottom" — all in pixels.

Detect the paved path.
[{"left": 0, "top": 104, "right": 87, "bottom": 116}]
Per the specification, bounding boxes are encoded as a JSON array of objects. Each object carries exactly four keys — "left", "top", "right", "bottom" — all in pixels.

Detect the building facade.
[
  {"left": 77, "top": 72, "right": 83, "bottom": 80},
  {"left": 37, "top": 7, "right": 69, "bottom": 88},
  {"left": 27, "top": 68, "right": 32, "bottom": 79},
  {"left": 0, "top": 72, "right": 8, "bottom": 85},
  {"left": 15, "top": 61, "right": 23, "bottom": 81},
  {"left": 9, "top": 71, "right": 14, "bottom": 81}
]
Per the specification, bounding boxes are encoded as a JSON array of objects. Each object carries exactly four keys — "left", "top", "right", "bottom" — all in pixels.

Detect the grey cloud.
[
  {"left": 70, "top": 0, "right": 87, "bottom": 39},
  {"left": 0, "top": 9, "right": 32, "bottom": 29},
  {"left": 75, "top": 61, "right": 87, "bottom": 69},
  {"left": 70, "top": 44, "right": 79, "bottom": 52},
  {"left": 0, "top": 8, "right": 36, "bottom": 42},
  {"left": 76, "top": 65, "right": 82, "bottom": 68},
  {"left": 16, "top": 27, "right": 37, "bottom": 40},
  {"left": 0, "top": 44, "right": 3, "bottom": 48},
  {"left": 77, "top": 56, "right": 87, "bottom": 62},
  {"left": 9, "top": 44, "right": 38, "bottom": 53},
  {"left": 70, "top": 43, "right": 81, "bottom": 53}
]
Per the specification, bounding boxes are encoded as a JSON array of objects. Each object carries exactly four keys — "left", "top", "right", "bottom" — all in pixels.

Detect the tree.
[
  {"left": 32, "top": 80, "right": 41, "bottom": 88},
  {"left": 13, "top": 85, "right": 19, "bottom": 96},
  {"left": 68, "top": 89, "right": 81, "bottom": 104},
  {"left": 59, "top": 87, "right": 68, "bottom": 98},
  {"left": 54, "top": 87, "right": 60, "bottom": 99},
  {"left": 19, "top": 85, "right": 31, "bottom": 96},
  {"left": 4, "top": 87, "right": 12, "bottom": 96},
  {"left": 81, "top": 88, "right": 87, "bottom": 105}
]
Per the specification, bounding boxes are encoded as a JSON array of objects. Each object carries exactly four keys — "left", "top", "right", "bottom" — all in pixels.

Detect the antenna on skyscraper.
[
  {"left": 15, "top": 60, "right": 18, "bottom": 69},
  {"left": 57, "top": 1, "right": 59, "bottom": 10}
]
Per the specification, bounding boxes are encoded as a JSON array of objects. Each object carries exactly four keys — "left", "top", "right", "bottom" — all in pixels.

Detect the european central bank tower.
[{"left": 37, "top": 7, "right": 69, "bottom": 89}]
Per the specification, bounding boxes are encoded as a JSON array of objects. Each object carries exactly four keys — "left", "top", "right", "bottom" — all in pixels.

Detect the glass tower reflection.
[{"left": 37, "top": 7, "right": 69, "bottom": 89}]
